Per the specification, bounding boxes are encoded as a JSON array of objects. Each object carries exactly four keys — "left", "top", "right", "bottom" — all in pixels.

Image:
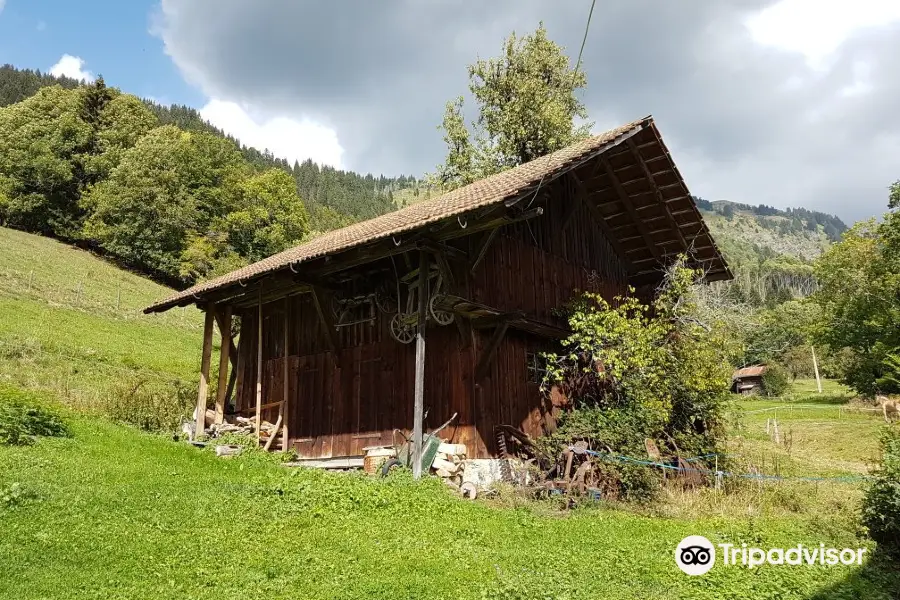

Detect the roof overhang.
[{"left": 145, "top": 116, "right": 730, "bottom": 314}]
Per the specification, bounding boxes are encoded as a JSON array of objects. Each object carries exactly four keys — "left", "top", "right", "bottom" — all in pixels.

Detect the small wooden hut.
[
  {"left": 732, "top": 365, "right": 768, "bottom": 395},
  {"left": 145, "top": 116, "right": 730, "bottom": 470}
]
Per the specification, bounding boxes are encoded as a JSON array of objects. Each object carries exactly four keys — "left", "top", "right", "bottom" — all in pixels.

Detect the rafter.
[
  {"left": 626, "top": 139, "right": 689, "bottom": 252},
  {"left": 600, "top": 156, "right": 663, "bottom": 265}
]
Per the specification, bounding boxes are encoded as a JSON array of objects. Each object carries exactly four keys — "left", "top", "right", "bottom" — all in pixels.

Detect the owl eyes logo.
[{"left": 675, "top": 536, "right": 716, "bottom": 575}]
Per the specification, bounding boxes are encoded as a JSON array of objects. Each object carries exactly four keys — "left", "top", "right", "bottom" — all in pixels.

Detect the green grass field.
[
  {"left": 0, "top": 227, "right": 202, "bottom": 410},
  {"left": 1, "top": 227, "right": 898, "bottom": 599}
]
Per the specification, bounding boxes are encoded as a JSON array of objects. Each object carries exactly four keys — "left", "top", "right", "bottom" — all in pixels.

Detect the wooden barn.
[{"left": 145, "top": 116, "right": 730, "bottom": 471}]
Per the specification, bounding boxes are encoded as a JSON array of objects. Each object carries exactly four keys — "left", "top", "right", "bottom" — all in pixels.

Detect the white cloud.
[
  {"left": 200, "top": 99, "right": 344, "bottom": 169},
  {"left": 746, "top": 0, "right": 900, "bottom": 68},
  {"left": 49, "top": 55, "right": 95, "bottom": 82}
]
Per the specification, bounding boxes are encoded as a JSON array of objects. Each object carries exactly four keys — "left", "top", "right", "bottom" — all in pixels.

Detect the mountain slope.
[{"left": 0, "top": 226, "right": 201, "bottom": 408}]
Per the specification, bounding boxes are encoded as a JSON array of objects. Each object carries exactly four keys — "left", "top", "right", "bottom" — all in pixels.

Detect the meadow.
[{"left": 0, "top": 226, "right": 898, "bottom": 599}]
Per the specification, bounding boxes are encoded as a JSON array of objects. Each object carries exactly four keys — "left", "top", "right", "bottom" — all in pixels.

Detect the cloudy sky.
[{"left": 1, "top": 0, "right": 898, "bottom": 222}]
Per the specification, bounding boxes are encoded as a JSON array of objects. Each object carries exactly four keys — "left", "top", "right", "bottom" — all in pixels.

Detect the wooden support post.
[
  {"left": 214, "top": 305, "right": 232, "bottom": 425},
  {"left": 282, "top": 297, "right": 290, "bottom": 452},
  {"left": 195, "top": 306, "right": 216, "bottom": 438},
  {"left": 255, "top": 295, "right": 263, "bottom": 444},
  {"left": 475, "top": 321, "right": 510, "bottom": 381},
  {"left": 412, "top": 250, "right": 429, "bottom": 480}
]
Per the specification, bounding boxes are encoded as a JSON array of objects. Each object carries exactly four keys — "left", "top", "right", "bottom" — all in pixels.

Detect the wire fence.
[
  {"left": 1, "top": 267, "right": 200, "bottom": 329},
  {"left": 571, "top": 447, "right": 873, "bottom": 485}
]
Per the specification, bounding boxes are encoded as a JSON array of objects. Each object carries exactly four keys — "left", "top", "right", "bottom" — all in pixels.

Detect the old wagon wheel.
[
  {"left": 389, "top": 313, "right": 416, "bottom": 344},
  {"left": 429, "top": 294, "right": 454, "bottom": 326},
  {"left": 375, "top": 285, "right": 398, "bottom": 314}
]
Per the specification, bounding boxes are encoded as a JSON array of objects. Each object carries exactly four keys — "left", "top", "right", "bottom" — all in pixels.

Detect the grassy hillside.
[
  {"left": 0, "top": 226, "right": 202, "bottom": 410},
  {"left": 704, "top": 210, "right": 832, "bottom": 263}
]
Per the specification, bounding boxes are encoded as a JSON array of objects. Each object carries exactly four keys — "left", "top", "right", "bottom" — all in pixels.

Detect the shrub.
[
  {"left": 861, "top": 427, "right": 900, "bottom": 556},
  {"left": 539, "top": 258, "right": 733, "bottom": 500},
  {"left": 103, "top": 377, "right": 194, "bottom": 432},
  {"left": 0, "top": 385, "right": 70, "bottom": 445},
  {"left": 761, "top": 363, "right": 790, "bottom": 397}
]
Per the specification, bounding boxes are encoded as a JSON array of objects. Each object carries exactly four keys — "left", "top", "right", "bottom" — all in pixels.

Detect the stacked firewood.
[
  {"left": 204, "top": 415, "right": 280, "bottom": 442},
  {"left": 432, "top": 443, "right": 467, "bottom": 479}
]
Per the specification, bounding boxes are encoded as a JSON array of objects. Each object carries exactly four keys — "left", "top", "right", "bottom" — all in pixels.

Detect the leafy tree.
[
  {"left": 433, "top": 23, "right": 592, "bottom": 189},
  {"left": 0, "top": 83, "right": 157, "bottom": 238},
  {"left": 813, "top": 207, "right": 900, "bottom": 395},
  {"left": 81, "top": 126, "right": 245, "bottom": 280},
  {"left": 222, "top": 169, "right": 310, "bottom": 262},
  {"left": 0, "top": 86, "right": 92, "bottom": 235}
]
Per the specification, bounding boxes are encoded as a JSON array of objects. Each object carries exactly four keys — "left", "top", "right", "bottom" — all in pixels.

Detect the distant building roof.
[{"left": 733, "top": 365, "right": 767, "bottom": 379}]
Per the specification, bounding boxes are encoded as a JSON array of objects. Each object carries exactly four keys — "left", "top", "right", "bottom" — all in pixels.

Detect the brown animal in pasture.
[{"left": 877, "top": 395, "right": 899, "bottom": 423}]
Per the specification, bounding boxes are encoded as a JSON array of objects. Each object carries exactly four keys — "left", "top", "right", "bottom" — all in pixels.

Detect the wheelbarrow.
[{"left": 381, "top": 412, "right": 458, "bottom": 477}]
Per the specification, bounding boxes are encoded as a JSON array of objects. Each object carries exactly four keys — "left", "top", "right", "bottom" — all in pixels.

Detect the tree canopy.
[{"left": 433, "top": 24, "right": 592, "bottom": 189}]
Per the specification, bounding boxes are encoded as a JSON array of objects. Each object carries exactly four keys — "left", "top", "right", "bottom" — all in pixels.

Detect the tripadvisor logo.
[
  {"left": 675, "top": 536, "right": 716, "bottom": 575},
  {"left": 675, "top": 536, "right": 867, "bottom": 575}
]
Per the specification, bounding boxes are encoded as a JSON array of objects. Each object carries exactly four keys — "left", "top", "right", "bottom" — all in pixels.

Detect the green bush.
[
  {"left": 761, "top": 363, "right": 790, "bottom": 397},
  {"left": 539, "top": 258, "right": 732, "bottom": 501},
  {"left": 0, "top": 385, "right": 70, "bottom": 445},
  {"left": 861, "top": 428, "right": 900, "bottom": 556},
  {"left": 103, "top": 377, "right": 194, "bottom": 432}
]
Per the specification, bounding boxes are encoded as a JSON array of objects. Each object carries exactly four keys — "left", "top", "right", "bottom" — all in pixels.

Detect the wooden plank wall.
[{"left": 232, "top": 177, "right": 631, "bottom": 458}]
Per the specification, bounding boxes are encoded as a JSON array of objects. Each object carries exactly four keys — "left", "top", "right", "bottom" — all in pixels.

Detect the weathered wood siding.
[{"left": 233, "top": 180, "right": 629, "bottom": 458}]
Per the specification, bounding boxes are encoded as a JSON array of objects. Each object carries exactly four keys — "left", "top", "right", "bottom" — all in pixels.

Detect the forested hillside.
[
  {"left": 0, "top": 65, "right": 423, "bottom": 236},
  {"left": 0, "top": 63, "right": 846, "bottom": 305}
]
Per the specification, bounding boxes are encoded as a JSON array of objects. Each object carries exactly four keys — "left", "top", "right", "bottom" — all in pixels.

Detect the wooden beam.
[
  {"left": 569, "top": 171, "right": 634, "bottom": 273},
  {"left": 255, "top": 295, "right": 263, "bottom": 444},
  {"left": 412, "top": 250, "right": 429, "bottom": 480},
  {"left": 214, "top": 310, "right": 238, "bottom": 371},
  {"left": 627, "top": 138, "right": 688, "bottom": 252},
  {"left": 475, "top": 322, "right": 509, "bottom": 381},
  {"left": 214, "top": 305, "right": 232, "bottom": 425},
  {"left": 310, "top": 286, "right": 337, "bottom": 353},
  {"left": 470, "top": 228, "right": 499, "bottom": 275},
  {"left": 558, "top": 174, "right": 583, "bottom": 235},
  {"left": 601, "top": 156, "right": 663, "bottom": 264},
  {"left": 282, "top": 298, "right": 290, "bottom": 452},
  {"left": 195, "top": 306, "right": 216, "bottom": 438}
]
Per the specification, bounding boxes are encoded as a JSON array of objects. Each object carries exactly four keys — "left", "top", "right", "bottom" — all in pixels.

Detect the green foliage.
[
  {"left": 813, "top": 213, "right": 900, "bottom": 395},
  {"left": 861, "top": 428, "right": 900, "bottom": 556},
  {"left": 433, "top": 23, "right": 591, "bottom": 189},
  {"left": 761, "top": 363, "right": 790, "bottom": 397},
  {"left": 0, "top": 385, "right": 69, "bottom": 445},
  {"left": 539, "top": 258, "right": 733, "bottom": 498},
  {"left": 223, "top": 168, "right": 309, "bottom": 262},
  {"left": 103, "top": 377, "right": 194, "bottom": 433}
]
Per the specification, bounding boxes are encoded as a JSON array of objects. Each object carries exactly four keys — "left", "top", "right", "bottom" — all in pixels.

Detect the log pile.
[
  {"left": 432, "top": 443, "right": 467, "bottom": 479},
  {"left": 200, "top": 414, "right": 282, "bottom": 445}
]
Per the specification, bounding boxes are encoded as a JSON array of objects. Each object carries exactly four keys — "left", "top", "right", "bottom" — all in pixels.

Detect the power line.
[{"left": 572, "top": 0, "right": 598, "bottom": 82}]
